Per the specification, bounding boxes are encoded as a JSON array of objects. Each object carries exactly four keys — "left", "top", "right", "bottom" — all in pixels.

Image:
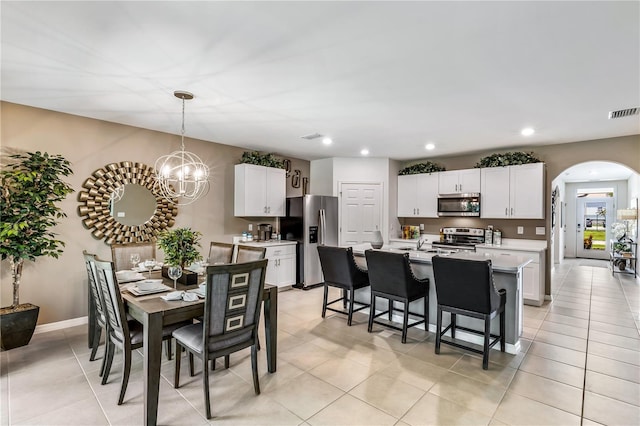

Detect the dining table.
[{"left": 116, "top": 273, "right": 278, "bottom": 426}]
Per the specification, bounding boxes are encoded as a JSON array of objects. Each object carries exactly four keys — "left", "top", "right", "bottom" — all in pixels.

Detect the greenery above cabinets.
[
  {"left": 475, "top": 152, "right": 541, "bottom": 168},
  {"left": 399, "top": 161, "right": 445, "bottom": 175},
  {"left": 240, "top": 151, "right": 285, "bottom": 169}
]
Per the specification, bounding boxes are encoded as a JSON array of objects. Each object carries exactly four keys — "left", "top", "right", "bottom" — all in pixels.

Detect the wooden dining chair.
[
  {"left": 235, "top": 245, "right": 266, "bottom": 263},
  {"left": 110, "top": 241, "right": 156, "bottom": 271},
  {"left": 172, "top": 259, "right": 268, "bottom": 419},
  {"left": 207, "top": 241, "right": 235, "bottom": 264},
  {"left": 83, "top": 251, "right": 109, "bottom": 375},
  {"left": 93, "top": 259, "right": 189, "bottom": 405}
]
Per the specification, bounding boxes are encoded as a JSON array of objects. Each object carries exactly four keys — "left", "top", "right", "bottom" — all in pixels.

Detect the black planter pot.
[
  {"left": 0, "top": 303, "right": 39, "bottom": 350},
  {"left": 161, "top": 266, "right": 199, "bottom": 286}
]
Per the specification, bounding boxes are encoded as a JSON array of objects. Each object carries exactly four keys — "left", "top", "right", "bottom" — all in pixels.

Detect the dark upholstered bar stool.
[
  {"left": 364, "top": 250, "right": 429, "bottom": 343},
  {"left": 317, "top": 246, "right": 370, "bottom": 326},
  {"left": 431, "top": 255, "right": 506, "bottom": 370}
]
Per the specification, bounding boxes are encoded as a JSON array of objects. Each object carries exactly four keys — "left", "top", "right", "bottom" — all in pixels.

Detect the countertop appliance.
[
  {"left": 257, "top": 223, "right": 272, "bottom": 241},
  {"left": 431, "top": 227, "right": 485, "bottom": 251},
  {"left": 437, "top": 193, "right": 481, "bottom": 217},
  {"left": 280, "top": 195, "right": 338, "bottom": 289}
]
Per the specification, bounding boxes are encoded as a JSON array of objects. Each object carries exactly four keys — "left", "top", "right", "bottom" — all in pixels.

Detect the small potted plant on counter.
[
  {"left": 0, "top": 151, "right": 73, "bottom": 350},
  {"left": 157, "top": 227, "right": 203, "bottom": 285}
]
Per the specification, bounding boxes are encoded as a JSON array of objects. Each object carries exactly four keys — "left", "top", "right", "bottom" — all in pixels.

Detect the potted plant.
[
  {"left": 157, "top": 227, "right": 203, "bottom": 285},
  {"left": 475, "top": 151, "right": 541, "bottom": 168},
  {"left": 0, "top": 151, "right": 73, "bottom": 350},
  {"left": 239, "top": 151, "right": 285, "bottom": 169},
  {"left": 398, "top": 161, "right": 446, "bottom": 175}
]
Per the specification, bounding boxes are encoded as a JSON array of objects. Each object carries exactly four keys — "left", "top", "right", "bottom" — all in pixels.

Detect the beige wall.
[{"left": 0, "top": 102, "right": 309, "bottom": 324}]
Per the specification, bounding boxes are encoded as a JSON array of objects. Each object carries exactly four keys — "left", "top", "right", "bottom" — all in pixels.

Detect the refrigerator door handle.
[{"left": 319, "top": 208, "right": 326, "bottom": 245}]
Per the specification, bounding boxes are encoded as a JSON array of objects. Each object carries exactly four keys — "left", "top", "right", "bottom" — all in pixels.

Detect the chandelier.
[{"left": 154, "top": 91, "right": 210, "bottom": 205}]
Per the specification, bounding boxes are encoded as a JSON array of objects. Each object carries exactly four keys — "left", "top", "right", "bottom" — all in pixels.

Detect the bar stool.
[
  {"left": 317, "top": 246, "right": 370, "bottom": 326},
  {"left": 364, "top": 249, "right": 429, "bottom": 343},
  {"left": 431, "top": 255, "right": 506, "bottom": 370}
]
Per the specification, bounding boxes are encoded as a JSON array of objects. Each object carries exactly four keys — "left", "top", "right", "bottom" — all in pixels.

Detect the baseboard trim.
[{"left": 35, "top": 316, "right": 87, "bottom": 334}]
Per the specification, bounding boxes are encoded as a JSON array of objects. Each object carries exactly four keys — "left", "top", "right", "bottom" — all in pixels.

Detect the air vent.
[
  {"left": 301, "top": 133, "right": 323, "bottom": 140},
  {"left": 608, "top": 107, "right": 639, "bottom": 119}
]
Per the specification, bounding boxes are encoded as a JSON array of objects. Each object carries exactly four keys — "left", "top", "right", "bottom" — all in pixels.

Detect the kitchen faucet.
[{"left": 417, "top": 237, "right": 428, "bottom": 250}]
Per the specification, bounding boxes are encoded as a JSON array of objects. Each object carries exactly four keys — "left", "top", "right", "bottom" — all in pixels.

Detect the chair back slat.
[
  {"left": 235, "top": 245, "right": 266, "bottom": 263},
  {"left": 317, "top": 246, "right": 368, "bottom": 288},
  {"left": 83, "top": 251, "right": 106, "bottom": 325},
  {"left": 202, "top": 260, "right": 268, "bottom": 351},
  {"left": 208, "top": 242, "right": 235, "bottom": 264},
  {"left": 94, "top": 259, "right": 129, "bottom": 344},
  {"left": 364, "top": 250, "right": 416, "bottom": 298},
  {"left": 110, "top": 242, "right": 155, "bottom": 271},
  {"left": 431, "top": 256, "right": 500, "bottom": 314}
]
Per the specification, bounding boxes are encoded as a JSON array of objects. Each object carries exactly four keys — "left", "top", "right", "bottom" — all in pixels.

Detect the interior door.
[
  {"left": 576, "top": 196, "right": 614, "bottom": 259},
  {"left": 340, "top": 183, "right": 382, "bottom": 246}
]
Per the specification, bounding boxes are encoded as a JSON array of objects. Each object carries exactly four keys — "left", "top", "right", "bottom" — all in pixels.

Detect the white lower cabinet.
[
  {"left": 475, "top": 247, "right": 546, "bottom": 306},
  {"left": 264, "top": 244, "right": 296, "bottom": 288}
]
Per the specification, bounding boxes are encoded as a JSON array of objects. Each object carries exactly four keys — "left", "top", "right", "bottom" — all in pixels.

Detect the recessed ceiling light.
[
  {"left": 360, "top": 149, "right": 369, "bottom": 156},
  {"left": 521, "top": 127, "right": 535, "bottom": 136},
  {"left": 425, "top": 143, "right": 435, "bottom": 150},
  {"left": 322, "top": 137, "right": 332, "bottom": 145}
]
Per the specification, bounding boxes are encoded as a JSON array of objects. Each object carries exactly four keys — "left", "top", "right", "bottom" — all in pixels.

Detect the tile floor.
[{"left": 1, "top": 259, "right": 639, "bottom": 425}]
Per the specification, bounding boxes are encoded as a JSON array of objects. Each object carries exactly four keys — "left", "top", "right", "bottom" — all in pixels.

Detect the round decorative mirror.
[
  {"left": 111, "top": 183, "right": 157, "bottom": 226},
  {"left": 77, "top": 161, "right": 178, "bottom": 244}
]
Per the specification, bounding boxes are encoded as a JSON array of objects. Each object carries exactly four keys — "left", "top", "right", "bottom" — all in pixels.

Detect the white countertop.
[
  {"left": 476, "top": 238, "right": 547, "bottom": 252},
  {"left": 350, "top": 245, "right": 532, "bottom": 273},
  {"left": 238, "top": 240, "right": 297, "bottom": 247}
]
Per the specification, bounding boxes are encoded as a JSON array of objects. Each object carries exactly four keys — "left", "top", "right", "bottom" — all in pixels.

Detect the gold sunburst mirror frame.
[{"left": 77, "top": 161, "right": 178, "bottom": 244}]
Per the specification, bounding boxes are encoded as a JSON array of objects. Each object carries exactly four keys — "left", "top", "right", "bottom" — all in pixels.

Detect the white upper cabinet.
[
  {"left": 234, "top": 164, "right": 286, "bottom": 217},
  {"left": 438, "top": 169, "right": 480, "bottom": 194},
  {"left": 480, "top": 163, "right": 545, "bottom": 219},
  {"left": 397, "top": 173, "right": 438, "bottom": 217}
]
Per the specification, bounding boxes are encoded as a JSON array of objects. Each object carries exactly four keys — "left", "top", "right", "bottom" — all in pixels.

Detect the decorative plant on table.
[
  {"left": 157, "top": 227, "right": 203, "bottom": 268},
  {"left": 0, "top": 151, "right": 73, "bottom": 349},
  {"left": 157, "top": 227, "right": 203, "bottom": 286}
]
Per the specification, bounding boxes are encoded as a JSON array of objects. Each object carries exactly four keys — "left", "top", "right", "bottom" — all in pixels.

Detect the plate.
[
  {"left": 128, "top": 284, "right": 173, "bottom": 296},
  {"left": 116, "top": 272, "right": 146, "bottom": 283}
]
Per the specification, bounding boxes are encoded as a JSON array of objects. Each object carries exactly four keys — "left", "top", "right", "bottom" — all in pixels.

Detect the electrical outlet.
[
  {"left": 517, "top": 226, "right": 524, "bottom": 234},
  {"left": 248, "top": 224, "right": 253, "bottom": 231},
  {"left": 420, "top": 224, "right": 425, "bottom": 231},
  {"left": 536, "top": 227, "right": 545, "bottom": 235}
]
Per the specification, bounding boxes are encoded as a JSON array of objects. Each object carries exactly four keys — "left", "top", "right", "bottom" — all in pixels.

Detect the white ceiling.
[{"left": 1, "top": 1, "right": 639, "bottom": 162}]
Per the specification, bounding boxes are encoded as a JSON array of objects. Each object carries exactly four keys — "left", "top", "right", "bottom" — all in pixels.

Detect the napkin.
[
  {"left": 161, "top": 291, "right": 200, "bottom": 302},
  {"left": 161, "top": 291, "right": 184, "bottom": 301}
]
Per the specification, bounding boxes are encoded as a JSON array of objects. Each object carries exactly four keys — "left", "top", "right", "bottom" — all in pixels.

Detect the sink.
[{"left": 396, "top": 247, "right": 439, "bottom": 253}]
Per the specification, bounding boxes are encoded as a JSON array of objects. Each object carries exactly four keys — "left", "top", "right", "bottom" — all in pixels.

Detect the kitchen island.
[{"left": 350, "top": 245, "right": 532, "bottom": 354}]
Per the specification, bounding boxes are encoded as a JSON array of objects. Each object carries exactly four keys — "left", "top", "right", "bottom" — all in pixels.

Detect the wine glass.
[
  {"left": 143, "top": 258, "right": 156, "bottom": 279},
  {"left": 130, "top": 253, "right": 140, "bottom": 270},
  {"left": 167, "top": 265, "right": 182, "bottom": 289}
]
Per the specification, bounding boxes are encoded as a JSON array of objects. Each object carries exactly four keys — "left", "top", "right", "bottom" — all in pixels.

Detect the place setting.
[{"left": 122, "top": 279, "right": 173, "bottom": 296}]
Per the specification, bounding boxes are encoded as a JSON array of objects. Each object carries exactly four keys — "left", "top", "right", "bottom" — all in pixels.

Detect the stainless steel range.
[{"left": 431, "top": 227, "right": 485, "bottom": 251}]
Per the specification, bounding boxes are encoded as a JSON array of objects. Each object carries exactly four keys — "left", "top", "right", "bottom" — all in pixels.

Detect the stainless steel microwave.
[{"left": 437, "top": 193, "right": 481, "bottom": 217}]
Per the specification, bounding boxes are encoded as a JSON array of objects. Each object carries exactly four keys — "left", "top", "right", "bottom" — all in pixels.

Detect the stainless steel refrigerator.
[{"left": 280, "top": 195, "right": 338, "bottom": 289}]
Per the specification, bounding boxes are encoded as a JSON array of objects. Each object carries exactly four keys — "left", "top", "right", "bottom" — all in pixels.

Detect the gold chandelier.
[{"left": 154, "top": 91, "right": 210, "bottom": 205}]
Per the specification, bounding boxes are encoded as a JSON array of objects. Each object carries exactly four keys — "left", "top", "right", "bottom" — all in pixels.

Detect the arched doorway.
[{"left": 550, "top": 161, "right": 638, "bottom": 264}]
